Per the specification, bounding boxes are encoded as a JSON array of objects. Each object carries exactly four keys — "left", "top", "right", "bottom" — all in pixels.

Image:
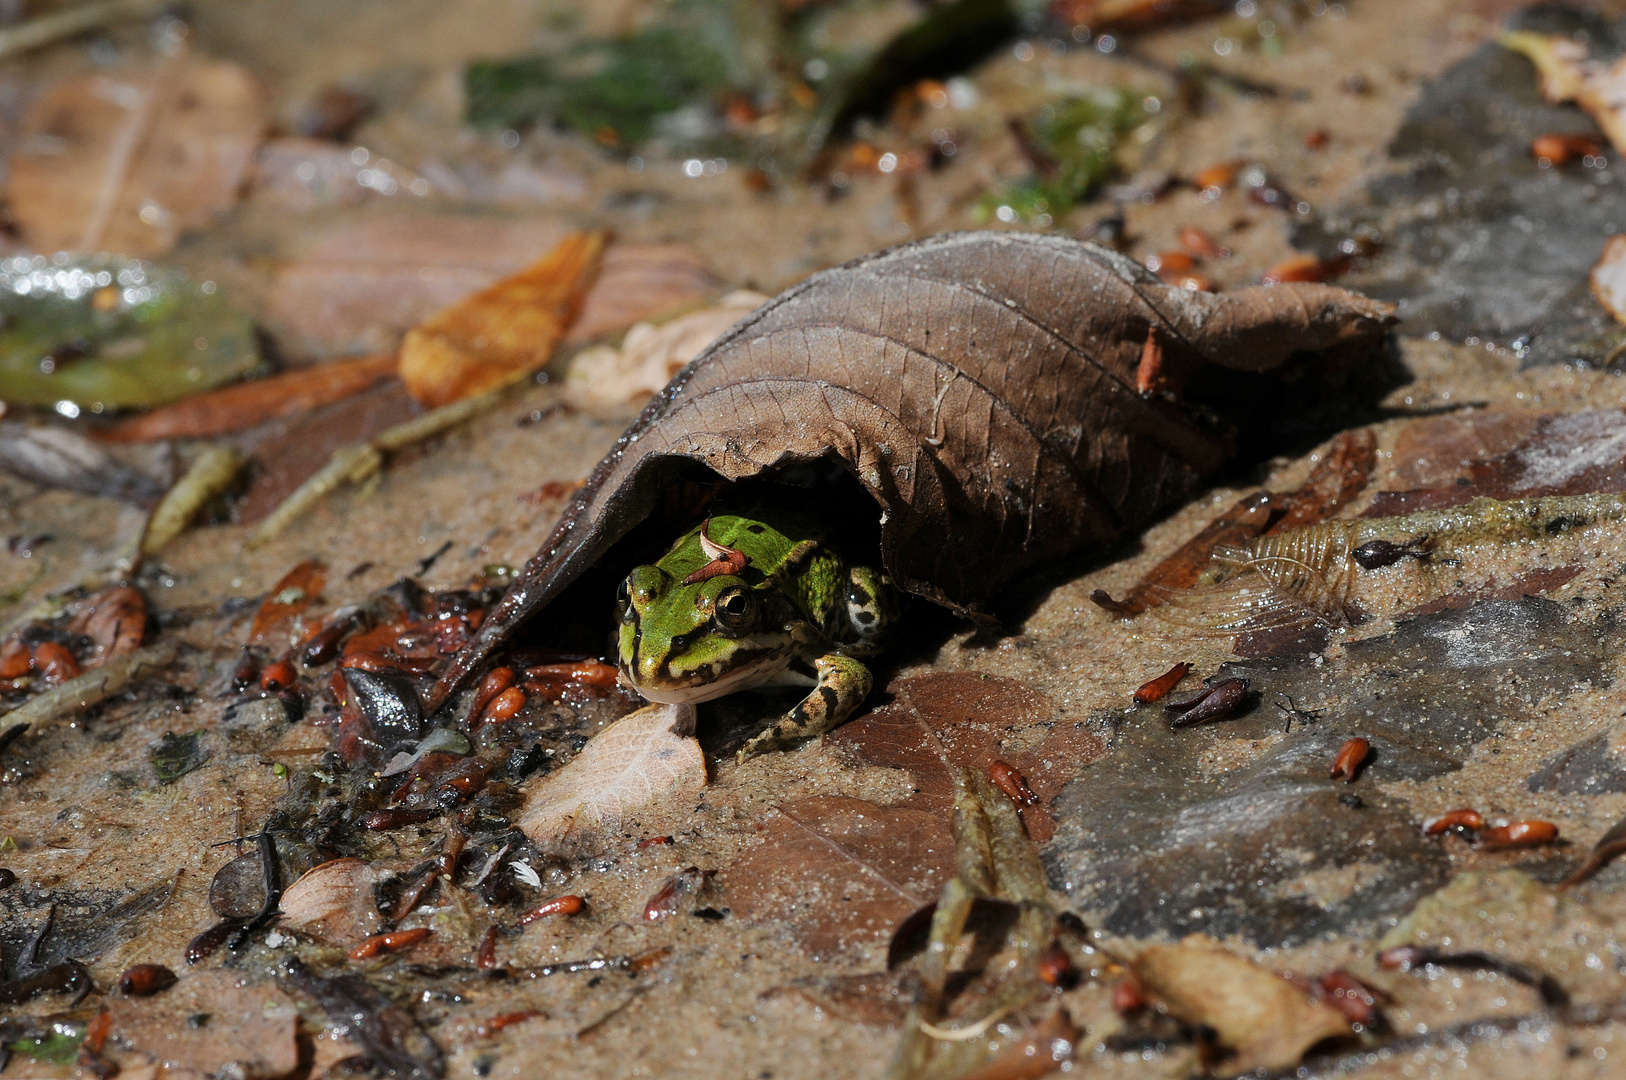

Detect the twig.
[{"left": 0, "top": 0, "right": 166, "bottom": 61}]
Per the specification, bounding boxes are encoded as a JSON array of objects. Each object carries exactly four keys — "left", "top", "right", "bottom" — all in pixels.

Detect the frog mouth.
[{"left": 630, "top": 637, "right": 799, "bottom": 704}]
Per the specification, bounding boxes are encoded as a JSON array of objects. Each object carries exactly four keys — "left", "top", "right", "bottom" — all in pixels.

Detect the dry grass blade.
[
  {"left": 400, "top": 230, "right": 607, "bottom": 407},
  {"left": 104, "top": 355, "right": 398, "bottom": 442}
]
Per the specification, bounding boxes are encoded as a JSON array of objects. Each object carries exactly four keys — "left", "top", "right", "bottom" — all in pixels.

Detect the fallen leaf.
[
  {"left": 248, "top": 559, "right": 327, "bottom": 647},
  {"left": 1133, "top": 935, "right": 1351, "bottom": 1077},
  {"left": 1383, "top": 410, "right": 1544, "bottom": 492},
  {"left": 8, "top": 58, "right": 268, "bottom": 257},
  {"left": 1054, "top": 0, "right": 1230, "bottom": 32},
  {"left": 562, "top": 243, "right": 720, "bottom": 346},
  {"left": 1266, "top": 428, "right": 1377, "bottom": 534},
  {"left": 108, "top": 971, "right": 300, "bottom": 1080},
  {"left": 399, "top": 230, "right": 606, "bottom": 407},
  {"left": 66, "top": 585, "right": 146, "bottom": 666},
  {"left": 279, "top": 857, "right": 385, "bottom": 943},
  {"left": 517, "top": 701, "right": 705, "bottom": 851},
  {"left": 1593, "top": 235, "right": 1626, "bottom": 324},
  {"left": 565, "top": 290, "right": 766, "bottom": 409},
  {"left": 0, "top": 423, "right": 165, "bottom": 506},
  {"left": 434, "top": 232, "right": 1394, "bottom": 705},
  {"left": 0, "top": 257, "right": 261, "bottom": 411},
  {"left": 1502, "top": 32, "right": 1626, "bottom": 155},
  {"left": 103, "top": 354, "right": 398, "bottom": 441},
  {"left": 726, "top": 795, "right": 955, "bottom": 960}
]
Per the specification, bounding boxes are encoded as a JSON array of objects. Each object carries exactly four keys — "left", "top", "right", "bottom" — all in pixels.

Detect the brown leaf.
[
  {"left": 562, "top": 242, "right": 721, "bottom": 346},
  {"left": 564, "top": 290, "right": 766, "bottom": 410},
  {"left": 102, "top": 355, "right": 398, "bottom": 442},
  {"left": 279, "top": 857, "right": 385, "bottom": 943},
  {"left": 1133, "top": 935, "right": 1352, "bottom": 1077},
  {"left": 108, "top": 970, "right": 300, "bottom": 1079},
  {"left": 434, "top": 232, "right": 1394, "bottom": 705},
  {"left": 9, "top": 58, "right": 267, "bottom": 257},
  {"left": 399, "top": 230, "right": 607, "bottom": 407},
  {"left": 727, "top": 795, "right": 956, "bottom": 959},
  {"left": 1267, "top": 428, "right": 1377, "bottom": 534},
  {"left": 517, "top": 701, "right": 706, "bottom": 852},
  {"left": 828, "top": 672, "right": 1105, "bottom": 844},
  {"left": 1502, "top": 33, "right": 1626, "bottom": 156},
  {"left": 248, "top": 559, "right": 326, "bottom": 648},
  {"left": 66, "top": 586, "right": 146, "bottom": 667},
  {"left": 1384, "top": 410, "right": 1544, "bottom": 492}
]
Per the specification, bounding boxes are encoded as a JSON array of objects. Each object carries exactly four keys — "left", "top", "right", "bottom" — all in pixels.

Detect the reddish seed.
[
  {"left": 643, "top": 878, "right": 683, "bottom": 923},
  {"left": 1135, "top": 327, "right": 1165, "bottom": 396},
  {"left": 1313, "top": 969, "right": 1386, "bottom": 1026},
  {"left": 0, "top": 639, "right": 29, "bottom": 679},
  {"left": 480, "top": 1009, "right": 544, "bottom": 1035},
  {"left": 519, "top": 894, "right": 585, "bottom": 924},
  {"left": 1112, "top": 978, "right": 1145, "bottom": 1015},
  {"left": 1149, "top": 250, "right": 1196, "bottom": 274},
  {"left": 637, "top": 835, "right": 675, "bottom": 850},
  {"left": 1178, "top": 226, "right": 1228, "bottom": 259},
  {"left": 1532, "top": 132, "right": 1602, "bottom": 165},
  {"left": 1304, "top": 128, "right": 1330, "bottom": 150},
  {"left": 1377, "top": 945, "right": 1426, "bottom": 971},
  {"left": 1038, "top": 944, "right": 1079, "bottom": 988},
  {"left": 31, "top": 642, "right": 80, "bottom": 683},
  {"left": 989, "top": 760, "right": 1039, "bottom": 807},
  {"left": 468, "top": 666, "right": 515, "bottom": 725},
  {"left": 117, "top": 963, "right": 177, "bottom": 996},
  {"left": 1330, "top": 737, "right": 1370, "bottom": 782},
  {"left": 1479, "top": 820, "right": 1559, "bottom": 851},
  {"left": 259, "top": 660, "right": 296, "bottom": 692},
  {"left": 82, "top": 1007, "right": 112, "bottom": 1054},
  {"left": 631, "top": 945, "right": 675, "bottom": 973},
  {"left": 525, "top": 660, "right": 619, "bottom": 689},
  {"left": 477, "top": 925, "right": 500, "bottom": 970},
  {"left": 1423, "top": 808, "right": 1486, "bottom": 836},
  {"left": 1193, "top": 159, "right": 1245, "bottom": 191},
  {"left": 1134, "top": 662, "right": 1192, "bottom": 704},
  {"left": 349, "top": 927, "right": 433, "bottom": 960},
  {"left": 482, "top": 686, "right": 526, "bottom": 723},
  {"left": 1161, "top": 272, "right": 1213, "bottom": 292}
]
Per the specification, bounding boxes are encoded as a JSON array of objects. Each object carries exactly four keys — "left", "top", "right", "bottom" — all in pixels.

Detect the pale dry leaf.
[
  {"left": 1503, "top": 32, "right": 1626, "bottom": 155},
  {"left": 518, "top": 701, "right": 705, "bottom": 851},
  {"left": 399, "top": 229, "right": 606, "bottom": 407},
  {"left": 565, "top": 290, "right": 767, "bottom": 410},
  {"left": 9, "top": 58, "right": 268, "bottom": 257},
  {"left": 278, "top": 857, "right": 384, "bottom": 943},
  {"left": 108, "top": 970, "right": 300, "bottom": 1079},
  {"left": 1593, "top": 235, "right": 1626, "bottom": 324},
  {"left": 1132, "top": 935, "right": 1351, "bottom": 1077}
]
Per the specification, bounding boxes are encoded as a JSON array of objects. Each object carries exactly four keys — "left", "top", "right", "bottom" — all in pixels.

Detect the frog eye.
[
  {"left": 713, "top": 586, "right": 757, "bottom": 633},
  {"left": 616, "top": 577, "right": 634, "bottom": 623}
]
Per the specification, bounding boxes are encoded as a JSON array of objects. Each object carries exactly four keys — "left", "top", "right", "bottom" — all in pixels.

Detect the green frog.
[{"left": 615, "top": 494, "right": 898, "bottom": 762}]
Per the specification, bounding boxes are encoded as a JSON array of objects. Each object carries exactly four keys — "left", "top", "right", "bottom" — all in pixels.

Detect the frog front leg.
[{"left": 736, "top": 653, "right": 873, "bottom": 763}]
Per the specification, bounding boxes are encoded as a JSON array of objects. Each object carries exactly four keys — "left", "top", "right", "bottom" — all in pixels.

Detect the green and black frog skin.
[{"left": 615, "top": 492, "right": 898, "bottom": 761}]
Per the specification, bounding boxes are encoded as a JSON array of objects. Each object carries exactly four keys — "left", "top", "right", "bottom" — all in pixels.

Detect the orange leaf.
[
  {"left": 399, "top": 230, "right": 607, "bottom": 408},
  {"left": 249, "top": 559, "right": 327, "bottom": 647},
  {"left": 102, "top": 355, "right": 398, "bottom": 442}
]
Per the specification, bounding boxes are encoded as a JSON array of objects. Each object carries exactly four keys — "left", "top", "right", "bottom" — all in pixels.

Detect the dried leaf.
[
  {"left": 1132, "top": 935, "right": 1351, "bottom": 1077},
  {"left": 1594, "top": 234, "right": 1626, "bottom": 324},
  {"left": 399, "top": 230, "right": 607, "bottom": 407},
  {"left": 66, "top": 585, "right": 146, "bottom": 666},
  {"left": 563, "top": 243, "right": 720, "bottom": 346},
  {"left": 108, "top": 971, "right": 300, "bottom": 1079},
  {"left": 280, "top": 958, "right": 444, "bottom": 1080},
  {"left": 103, "top": 354, "right": 398, "bottom": 442},
  {"left": 9, "top": 58, "right": 268, "bottom": 257},
  {"left": 0, "top": 257, "right": 260, "bottom": 411},
  {"left": 1267, "top": 428, "right": 1377, "bottom": 533},
  {"left": 435, "top": 232, "right": 1394, "bottom": 705},
  {"left": 1502, "top": 32, "right": 1626, "bottom": 155},
  {"left": 0, "top": 423, "right": 164, "bottom": 506},
  {"left": 564, "top": 290, "right": 766, "bottom": 409},
  {"left": 247, "top": 559, "right": 327, "bottom": 647},
  {"left": 727, "top": 795, "right": 955, "bottom": 959},
  {"left": 517, "top": 701, "right": 705, "bottom": 851},
  {"left": 279, "top": 857, "right": 385, "bottom": 943}
]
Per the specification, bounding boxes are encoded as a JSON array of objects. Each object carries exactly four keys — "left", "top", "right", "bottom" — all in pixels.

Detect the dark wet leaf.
[
  {"left": 1048, "top": 596, "right": 1620, "bottom": 946},
  {"left": 0, "top": 423, "right": 165, "bottom": 506},
  {"left": 209, "top": 851, "right": 269, "bottom": 920},
  {"left": 0, "top": 258, "right": 259, "bottom": 410},
  {"left": 150, "top": 730, "right": 208, "bottom": 785},
  {"left": 436, "top": 232, "right": 1394, "bottom": 705},
  {"left": 342, "top": 668, "right": 425, "bottom": 745},
  {"left": 1528, "top": 732, "right": 1626, "bottom": 796},
  {"left": 1319, "top": 6, "right": 1626, "bottom": 364},
  {"left": 280, "top": 957, "right": 445, "bottom": 1080},
  {"left": 0, "top": 879, "right": 174, "bottom": 970}
]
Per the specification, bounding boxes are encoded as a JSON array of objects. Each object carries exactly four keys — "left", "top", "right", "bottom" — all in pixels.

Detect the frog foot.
[{"left": 736, "top": 653, "right": 872, "bottom": 763}]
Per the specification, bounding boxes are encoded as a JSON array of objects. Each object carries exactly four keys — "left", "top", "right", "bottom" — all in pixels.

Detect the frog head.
[{"left": 615, "top": 564, "right": 797, "bottom": 703}]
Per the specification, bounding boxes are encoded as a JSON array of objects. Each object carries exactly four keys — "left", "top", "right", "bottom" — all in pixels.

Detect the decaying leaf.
[
  {"left": 1593, "top": 235, "right": 1626, "bottom": 325},
  {"left": 518, "top": 701, "right": 705, "bottom": 850},
  {"left": 399, "top": 230, "right": 607, "bottom": 407},
  {"left": 434, "top": 232, "right": 1394, "bottom": 706},
  {"left": 563, "top": 243, "right": 720, "bottom": 346},
  {"left": 0, "top": 423, "right": 164, "bottom": 506},
  {"left": 0, "top": 257, "right": 260, "bottom": 411},
  {"left": 109, "top": 970, "right": 300, "bottom": 1079},
  {"left": 247, "top": 559, "right": 327, "bottom": 647},
  {"left": 279, "top": 857, "right": 385, "bottom": 943},
  {"left": 103, "top": 354, "right": 398, "bottom": 441},
  {"left": 150, "top": 729, "right": 208, "bottom": 784},
  {"left": 1132, "top": 935, "right": 1351, "bottom": 1076},
  {"left": 8, "top": 58, "right": 268, "bottom": 257},
  {"left": 66, "top": 585, "right": 146, "bottom": 666},
  {"left": 565, "top": 290, "right": 766, "bottom": 410},
  {"left": 280, "top": 957, "right": 445, "bottom": 1080},
  {"left": 1502, "top": 32, "right": 1626, "bottom": 155}
]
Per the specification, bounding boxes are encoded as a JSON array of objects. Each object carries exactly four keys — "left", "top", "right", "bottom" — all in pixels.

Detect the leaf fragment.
[
  {"left": 399, "top": 230, "right": 606, "bottom": 408},
  {"left": 247, "top": 560, "right": 327, "bottom": 647},
  {"left": 517, "top": 701, "right": 705, "bottom": 852},
  {"left": 150, "top": 729, "right": 209, "bottom": 784},
  {"left": 564, "top": 290, "right": 765, "bottom": 410},
  {"left": 1132, "top": 935, "right": 1352, "bottom": 1076},
  {"left": 1502, "top": 32, "right": 1626, "bottom": 155}
]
